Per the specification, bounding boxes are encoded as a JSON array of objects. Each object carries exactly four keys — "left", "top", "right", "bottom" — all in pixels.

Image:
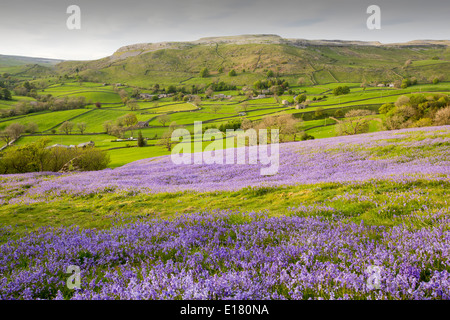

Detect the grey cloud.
[{"left": 0, "top": 0, "right": 448, "bottom": 59}]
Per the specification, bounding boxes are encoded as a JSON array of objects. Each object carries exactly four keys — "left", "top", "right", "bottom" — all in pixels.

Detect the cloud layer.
[{"left": 0, "top": 0, "right": 448, "bottom": 60}]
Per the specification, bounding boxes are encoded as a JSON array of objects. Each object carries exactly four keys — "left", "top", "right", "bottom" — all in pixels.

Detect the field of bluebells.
[
  {"left": 0, "top": 126, "right": 449, "bottom": 205},
  {"left": 1, "top": 210, "right": 450, "bottom": 300},
  {"left": 0, "top": 126, "right": 449, "bottom": 300}
]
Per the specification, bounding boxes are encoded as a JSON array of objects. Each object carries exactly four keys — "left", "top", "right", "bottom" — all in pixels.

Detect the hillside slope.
[{"left": 56, "top": 34, "right": 450, "bottom": 87}]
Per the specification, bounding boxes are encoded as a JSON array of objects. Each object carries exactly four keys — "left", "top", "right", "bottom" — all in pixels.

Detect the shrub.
[
  {"left": 414, "top": 118, "right": 433, "bottom": 127},
  {"left": 74, "top": 147, "right": 110, "bottom": 171},
  {"left": 333, "top": 86, "right": 350, "bottom": 96},
  {"left": 434, "top": 106, "right": 450, "bottom": 126},
  {"left": 379, "top": 103, "right": 395, "bottom": 114},
  {"left": 137, "top": 131, "right": 146, "bottom": 147},
  {"left": 297, "top": 131, "right": 315, "bottom": 141},
  {"left": 0, "top": 139, "right": 110, "bottom": 174}
]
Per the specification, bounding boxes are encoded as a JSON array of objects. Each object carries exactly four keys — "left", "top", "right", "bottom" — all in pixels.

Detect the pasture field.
[
  {"left": 2, "top": 80, "right": 449, "bottom": 168},
  {"left": 0, "top": 109, "right": 90, "bottom": 132}
]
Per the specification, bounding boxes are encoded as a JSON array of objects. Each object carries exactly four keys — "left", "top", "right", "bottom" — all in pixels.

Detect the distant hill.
[
  {"left": 0, "top": 54, "right": 63, "bottom": 79},
  {"left": 54, "top": 35, "right": 450, "bottom": 87},
  {"left": 5, "top": 35, "right": 450, "bottom": 86},
  {"left": 0, "top": 54, "right": 63, "bottom": 68}
]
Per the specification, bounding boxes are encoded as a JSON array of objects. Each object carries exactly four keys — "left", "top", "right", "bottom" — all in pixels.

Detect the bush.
[
  {"left": 73, "top": 147, "right": 110, "bottom": 171},
  {"left": 414, "top": 118, "right": 433, "bottom": 127},
  {"left": 333, "top": 86, "right": 350, "bottom": 96},
  {"left": 434, "top": 106, "right": 450, "bottom": 126},
  {"left": 298, "top": 131, "right": 315, "bottom": 141},
  {"left": 137, "top": 131, "right": 146, "bottom": 147},
  {"left": 0, "top": 138, "right": 110, "bottom": 174},
  {"left": 200, "top": 68, "right": 209, "bottom": 78},
  {"left": 379, "top": 103, "right": 395, "bottom": 114}
]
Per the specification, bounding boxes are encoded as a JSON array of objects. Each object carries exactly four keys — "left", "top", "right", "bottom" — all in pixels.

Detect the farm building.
[
  {"left": 77, "top": 141, "right": 95, "bottom": 148},
  {"left": 213, "top": 94, "right": 232, "bottom": 99},
  {"left": 139, "top": 93, "right": 156, "bottom": 99},
  {"left": 137, "top": 121, "right": 149, "bottom": 128}
]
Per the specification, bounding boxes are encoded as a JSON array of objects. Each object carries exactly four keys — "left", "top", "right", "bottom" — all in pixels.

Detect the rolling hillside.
[{"left": 56, "top": 34, "right": 450, "bottom": 87}]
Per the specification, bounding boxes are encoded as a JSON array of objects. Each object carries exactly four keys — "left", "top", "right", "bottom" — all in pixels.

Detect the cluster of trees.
[
  {"left": 210, "top": 81, "right": 237, "bottom": 92},
  {"left": 253, "top": 79, "right": 289, "bottom": 91},
  {"left": 333, "top": 86, "right": 350, "bottom": 96},
  {"left": 0, "top": 122, "right": 41, "bottom": 145},
  {"left": 0, "top": 138, "right": 110, "bottom": 174},
  {"left": 0, "top": 95, "right": 88, "bottom": 119},
  {"left": 380, "top": 94, "right": 450, "bottom": 129},
  {"left": 400, "top": 77, "right": 418, "bottom": 89},
  {"left": 218, "top": 119, "right": 242, "bottom": 132},
  {"left": 331, "top": 109, "right": 379, "bottom": 136},
  {"left": 103, "top": 113, "right": 138, "bottom": 138},
  {"left": 13, "top": 81, "right": 36, "bottom": 97},
  {"left": 155, "top": 113, "right": 313, "bottom": 151},
  {"left": 57, "top": 121, "right": 88, "bottom": 135}
]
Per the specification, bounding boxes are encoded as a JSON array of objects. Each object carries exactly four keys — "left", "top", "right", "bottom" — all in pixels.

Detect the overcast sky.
[{"left": 0, "top": 0, "right": 449, "bottom": 60}]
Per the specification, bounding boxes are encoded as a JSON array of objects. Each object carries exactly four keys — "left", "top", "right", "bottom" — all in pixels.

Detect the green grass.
[
  {"left": 0, "top": 179, "right": 448, "bottom": 234},
  {"left": 0, "top": 109, "right": 90, "bottom": 132}
]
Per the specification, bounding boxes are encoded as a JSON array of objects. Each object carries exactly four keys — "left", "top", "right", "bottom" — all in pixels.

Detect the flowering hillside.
[
  {"left": 0, "top": 126, "right": 449, "bottom": 300},
  {"left": 1, "top": 126, "right": 449, "bottom": 205}
]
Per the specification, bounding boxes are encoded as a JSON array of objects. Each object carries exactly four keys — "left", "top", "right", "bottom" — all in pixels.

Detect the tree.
[
  {"left": 122, "top": 113, "right": 138, "bottom": 128},
  {"left": 218, "top": 66, "right": 224, "bottom": 73},
  {"left": 211, "top": 105, "right": 222, "bottom": 113},
  {"left": 334, "top": 109, "right": 344, "bottom": 118},
  {"left": 297, "top": 77, "right": 305, "bottom": 86},
  {"left": 333, "top": 86, "right": 350, "bottom": 96},
  {"left": 77, "top": 122, "right": 87, "bottom": 134},
  {"left": 297, "top": 131, "right": 315, "bottom": 141},
  {"left": 131, "top": 88, "right": 141, "bottom": 98},
  {"left": 295, "top": 94, "right": 307, "bottom": 104},
  {"left": 434, "top": 106, "right": 450, "bottom": 126},
  {"left": 253, "top": 114, "right": 300, "bottom": 143},
  {"left": 200, "top": 67, "right": 209, "bottom": 78},
  {"left": 59, "top": 121, "right": 74, "bottom": 135},
  {"left": 157, "top": 114, "right": 171, "bottom": 127},
  {"left": 156, "top": 124, "right": 178, "bottom": 151},
  {"left": 127, "top": 100, "right": 140, "bottom": 111},
  {"left": 395, "top": 95, "right": 410, "bottom": 107},
  {"left": 314, "top": 107, "right": 324, "bottom": 118},
  {"left": 167, "top": 85, "right": 177, "bottom": 94},
  {"left": 119, "top": 89, "right": 128, "bottom": 104},
  {"left": 137, "top": 131, "right": 146, "bottom": 147},
  {"left": 191, "top": 95, "right": 202, "bottom": 107},
  {"left": 103, "top": 120, "right": 114, "bottom": 134},
  {"left": 228, "top": 69, "right": 237, "bottom": 77},
  {"left": 0, "top": 129, "right": 12, "bottom": 145},
  {"left": 379, "top": 103, "right": 395, "bottom": 114},
  {"left": 95, "top": 102, "right": 102, "bottom": 108},
  {"left": 241, "top": 102, "right": 250, "bottom": 112},
  {"left": 267, "top": 70, "right": 274, "bottom": 78},
  {"left": 205, "top": 86, "right": 214, "bottom": 98},
  {"left": 25, "top": 122, "right": 38, "bottom": 134},
  {"left": 330, "top": 109, "right": 378, "bottom": 136},
  {"left": 1, "top": 88, "right": 12, "bottom": 100}
]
